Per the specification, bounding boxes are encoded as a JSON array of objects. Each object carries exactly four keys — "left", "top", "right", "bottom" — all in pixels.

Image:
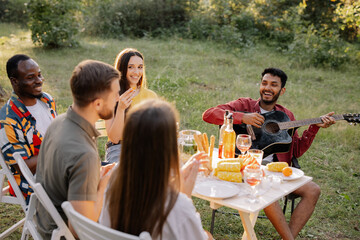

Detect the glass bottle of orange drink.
[
  {"left": 223, "top": 114, "right": 236, "bottom": 158},
  {"left": 218, "top": 110, "right": 229, "bottom": 158}
]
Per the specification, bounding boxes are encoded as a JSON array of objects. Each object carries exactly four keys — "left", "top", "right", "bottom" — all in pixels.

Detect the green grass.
[{"left": 1, "top": 23, "right": 360, "bottom": 239}]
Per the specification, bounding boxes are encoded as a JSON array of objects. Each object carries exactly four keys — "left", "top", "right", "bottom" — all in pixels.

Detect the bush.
[
  {"left": 83, "top": 0, "right": 188, "bottom": 38},
  {"left": 0, "top": 0, "right": 29, "bottom": 26},
  {"left": 28, "top": 0, "right": 80, "bottom": 48},
  {"left": 82, "top": 0, "right": 124, "bottom": 38},
  {"left": 232, "top": 12, "right": 261, "bottom": 42},
  {"left": 185, "top": 15, "right": 215, "bottom": 40},
  {"left": 183, "top": 12, "right": 255, "bottom": 49},
  {"left": 209, "top": 24, "right": 253, "bottom": 49},
  {"left": 287, "top": 25, "right": 350, "bottom": 68}
]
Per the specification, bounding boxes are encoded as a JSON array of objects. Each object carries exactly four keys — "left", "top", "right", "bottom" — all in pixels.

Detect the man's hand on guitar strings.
[
  {"left": 242, "top": 113, "right": 265, "bottom": 128},
  {"left": 317, "top": 112, "right": 336, "bottom": 128}
]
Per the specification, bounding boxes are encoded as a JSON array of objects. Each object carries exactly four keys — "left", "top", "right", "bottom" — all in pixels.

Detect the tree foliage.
[
  {"left": 335, "top": 0, "right": 360, "bottom": 41},
  {"left": 185, "top": 0, "right": 359, "bottom": 68},
  {"left": 1, "top": 0, "right": 359, "bottom": 67}
]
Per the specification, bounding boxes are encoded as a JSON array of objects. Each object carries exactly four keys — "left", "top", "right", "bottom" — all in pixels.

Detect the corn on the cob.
[
  {"left": 217, "top": 158, "right": 241, "bottom": 164},
  {"left": 218, "top": 162, "right": 241, "bottom": 172},
  {"left": 217, "top": 171, "right": 242, "bottom": 183},
  {"left": 213, "top": 167, "right": 218, "bottom": 176},
  {"left": 267, "top": 162, "right": 289, "bottom": 172}
]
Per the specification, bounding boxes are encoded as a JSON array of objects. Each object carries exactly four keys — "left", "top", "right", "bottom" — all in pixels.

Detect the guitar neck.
[{"left": 279, "top": 114, "right": 344, "bottom": 130}]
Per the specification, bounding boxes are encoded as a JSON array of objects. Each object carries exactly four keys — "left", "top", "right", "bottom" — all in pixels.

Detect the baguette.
[
  {"left": 202, "top": 133, "right": 209, "bottom": 154},
  {"left": 209, "top": 135, "right": 215, "bottom": 170},
  {"left": 209, "top": 135, "right": 215, "bottom": 158},
  {"left": 193, "top": 134, "right": 204, "bottom": 152}
]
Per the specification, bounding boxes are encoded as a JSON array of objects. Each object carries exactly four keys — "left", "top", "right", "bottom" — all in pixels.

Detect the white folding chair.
[
  {"left": 0, "top": 152, "right": 27, "bottom": 238},
  {"left": 13, "top": 152, "right": 75, "bottom": 240},
  {"left": 95, "top": 119, "right": 108, "bottom": 138},
  {"left": 61, "top": 201, "right": 152, "bottom": 240}
]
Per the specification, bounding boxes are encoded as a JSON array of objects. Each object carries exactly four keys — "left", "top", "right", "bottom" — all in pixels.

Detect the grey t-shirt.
[{"left": 35, "top": 107, "right": 100, "bottom": 238}]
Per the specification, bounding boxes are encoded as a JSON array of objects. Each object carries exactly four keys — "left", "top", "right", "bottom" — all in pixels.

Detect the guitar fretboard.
[{"left": 278, "top": 115, "right": 344, "bottom": 130}]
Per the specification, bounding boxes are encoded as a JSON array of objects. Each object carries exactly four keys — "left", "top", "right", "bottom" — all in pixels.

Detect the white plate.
[
  {"left": 194, "top": 180, "right": 240, "bottom": 199},
  {"left": 264, "top": 167, "right": 304, "bottom": 181}
]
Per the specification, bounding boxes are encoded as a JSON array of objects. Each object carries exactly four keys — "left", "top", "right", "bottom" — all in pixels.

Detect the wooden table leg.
[
  {"left": 210, "top": 202, "right": 222, "bottom": 210},
  {"left": 239, "top": 211, "right": 259, "bottom": 240}
]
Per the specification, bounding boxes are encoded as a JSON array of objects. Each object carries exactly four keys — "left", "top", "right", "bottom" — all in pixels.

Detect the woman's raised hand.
[
  {"left": 180, "top": 152, "right": 209, "bottom": 198},
  {"left": 117, "top": 88, "right": 137, "bottom": 110}
]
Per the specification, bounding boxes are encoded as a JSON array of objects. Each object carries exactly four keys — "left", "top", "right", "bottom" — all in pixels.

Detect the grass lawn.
[{"left": 1, "top": 23, "right": 360, "bottom": 239}]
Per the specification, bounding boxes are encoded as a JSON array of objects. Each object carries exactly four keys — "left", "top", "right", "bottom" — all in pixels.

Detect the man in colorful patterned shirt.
[{"left": 0, "top": 54, "right": 57, "bottom": 203}]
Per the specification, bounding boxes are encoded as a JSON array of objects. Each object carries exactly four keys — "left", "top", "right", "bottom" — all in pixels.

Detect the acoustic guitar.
[{"left": 233, "top": 111, "right": 360, "bottom": 157}]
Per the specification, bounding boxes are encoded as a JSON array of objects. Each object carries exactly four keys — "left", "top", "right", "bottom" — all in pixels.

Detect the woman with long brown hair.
[
  {"left": 105, "top": 48, "right": 157, "bottom": 163},
  {"left": 99, "top": 99, "right": 211, "bottom": 239}
]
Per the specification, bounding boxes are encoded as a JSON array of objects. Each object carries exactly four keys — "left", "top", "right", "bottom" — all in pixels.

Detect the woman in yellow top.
[{"left": 105, "top": 48, "right": 157, "bottom": 163}]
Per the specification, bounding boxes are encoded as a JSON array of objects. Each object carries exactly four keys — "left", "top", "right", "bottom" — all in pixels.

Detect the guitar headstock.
[{"left": 343, "top": 113, "right": 360, "bottom": 125}]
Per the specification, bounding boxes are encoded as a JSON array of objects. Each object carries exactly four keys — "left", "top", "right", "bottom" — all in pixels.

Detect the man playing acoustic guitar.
[{"left": 203, "top": 68, "right": 335, "bottom": 239}]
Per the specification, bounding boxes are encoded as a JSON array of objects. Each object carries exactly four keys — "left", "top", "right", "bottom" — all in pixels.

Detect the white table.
[{"left": 192, "top": 149, "right": 312, "bottom": 240}]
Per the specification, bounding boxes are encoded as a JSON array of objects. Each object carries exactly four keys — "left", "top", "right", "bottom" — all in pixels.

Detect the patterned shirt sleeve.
[{"left": 0, "top": 121, "right": 33, "bottom": 167}]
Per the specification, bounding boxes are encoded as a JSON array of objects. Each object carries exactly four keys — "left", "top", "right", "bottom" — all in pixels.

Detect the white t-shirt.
[
  {"left": 26, "top": 99, "right": 53, "bottom": 136},
  {"left": 260, "top": 107, "right": 274, "bottom": 164},
  {"left": 99, "top": 192, "right": 208, "bottom": 240}
]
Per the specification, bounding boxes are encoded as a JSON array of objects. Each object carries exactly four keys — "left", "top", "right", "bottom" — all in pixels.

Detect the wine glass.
[
  {"left": 178, "top": 130, "right": 200, "bottom": 166},
  {"left": 248, "top": 149, "right": 264, "bottom": 165},
  {"left": 236, "top": 134, "right": 252, "bottom": 156},
  {"left": 243, "top": 165, "right": 262, "bottom": 203}
]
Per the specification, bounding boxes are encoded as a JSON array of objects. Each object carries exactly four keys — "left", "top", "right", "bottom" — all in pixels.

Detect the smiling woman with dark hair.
[
  {"left": 104, "top": 48, "right": 157, "bottom": 164},
  {"left": 99, "top": 99, "right": 212, "bottom": 240}
]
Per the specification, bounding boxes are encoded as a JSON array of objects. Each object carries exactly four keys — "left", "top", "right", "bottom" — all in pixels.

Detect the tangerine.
[{"left": 282, "top": 167, "right": 293, "bottom": 177}]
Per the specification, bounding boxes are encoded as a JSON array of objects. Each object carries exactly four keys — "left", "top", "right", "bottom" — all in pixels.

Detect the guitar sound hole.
[{"left": 264, "top": 122, "right": 280, "bottom": 134}]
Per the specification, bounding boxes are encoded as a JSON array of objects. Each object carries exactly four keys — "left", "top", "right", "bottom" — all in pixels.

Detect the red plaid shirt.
[{"left": 202, "top": 97, "right": 320, "bottom": 164}]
